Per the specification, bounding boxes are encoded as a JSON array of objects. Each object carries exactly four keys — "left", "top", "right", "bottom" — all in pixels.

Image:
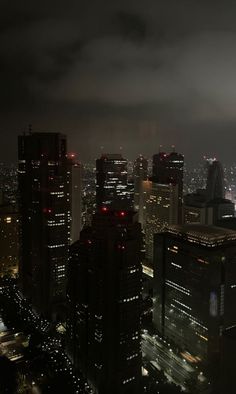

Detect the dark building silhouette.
[
  {"left": 133, "top": 155, "right": 148, "bottom": 211},
  {"left": 152, "top": 150, "right": 184, "bottom": 222},
  {"left": 96, "top": 154, "right": 129, "bottom": 210},
  {"left": 183, "top": 191, "right": 234, "bottom": 225},
  {"left": 18, "top": 132, "right": 71, "bottom": 319},
  {"left": 220, "top": 327, "right": 236, "bottom": 394},
  {"left": 206, "top": 159, "right": 225, "bottom": 201},
  {"left": 66, "top": 209, "right": 142, "bottom": 394},
  {"left": 68, "top": 154, "right": 82, "bottom": 244},
  {"left": 153, "top": 224, "right": 236, "bottom": 390}
]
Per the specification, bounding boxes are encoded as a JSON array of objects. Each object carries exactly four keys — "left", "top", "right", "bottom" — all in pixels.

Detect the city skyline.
[{"left": 1, "top": 1, "right": 236, "bottom": 392}]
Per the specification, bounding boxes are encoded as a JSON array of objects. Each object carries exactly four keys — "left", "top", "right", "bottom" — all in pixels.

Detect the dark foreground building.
[
  {"left": 153, "top": 224, "right": 236, "bottom": 391},
  {"left": 66, "top": 209, "right": 142, "bottom": 394},
  {"left": 18, "top": 132, "right": 71, "bottom": 320}
]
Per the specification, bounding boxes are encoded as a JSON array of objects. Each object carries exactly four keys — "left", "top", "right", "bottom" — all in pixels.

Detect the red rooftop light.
[
  {"left": 43, "top": 208, "right": 52, "bottom": 214},
  {"left": 101, "top": 207, "right": 108, "bottom": 212},
  {"left": 119, "top": 211, "right": 126, "bottom": 217}
]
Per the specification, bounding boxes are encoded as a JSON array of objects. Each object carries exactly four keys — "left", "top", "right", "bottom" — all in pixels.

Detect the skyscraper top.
[{"left": 18, "top": 132, "right": 67, "bottom": 160}]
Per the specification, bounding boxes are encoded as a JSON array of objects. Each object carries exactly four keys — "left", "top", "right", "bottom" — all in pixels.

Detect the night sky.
[{"left": 1, "top": 0, "right": 236, "bottom": 163}]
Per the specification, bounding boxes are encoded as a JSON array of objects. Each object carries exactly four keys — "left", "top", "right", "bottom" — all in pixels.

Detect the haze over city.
[{"left": 1, "top": 0, "right": 236, "bottom": 162}]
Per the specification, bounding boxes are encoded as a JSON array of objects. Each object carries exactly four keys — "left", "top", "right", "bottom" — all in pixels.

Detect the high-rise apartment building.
[
  {"left": 96, "top": 154, "right": 129, "bottom": 210},
  {"left": 152, "top": 150, "right": 184, "bottom": 222},
  {"left": 153, "top": 224, "right": 236, "bottom": 387},
  {"left": 18, "top": 132, "right": 71, "bottom": 319},
  {"left": 66, "top": 209, "right": 142, "bottom": 394},
  {"left": 133, "top": 155, "right": 148, "bottom": 211}
]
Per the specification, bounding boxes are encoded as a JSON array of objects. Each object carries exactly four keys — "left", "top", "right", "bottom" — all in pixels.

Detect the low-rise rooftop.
[{"left": 167, "top": 224, "right": 236, "bottom": 247}]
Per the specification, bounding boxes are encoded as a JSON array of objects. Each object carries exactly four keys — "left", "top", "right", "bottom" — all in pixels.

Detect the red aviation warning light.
[{"left": 43, "top": 208, "right": 52, "bottom": 214}]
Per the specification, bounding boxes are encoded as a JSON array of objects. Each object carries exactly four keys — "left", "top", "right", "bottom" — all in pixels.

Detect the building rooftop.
[
  {"left": 100, "top": 154, "right": 125, "bottom": 160},
  {"left": 167, "top": 224, "right": 236, "bottom": 247}
]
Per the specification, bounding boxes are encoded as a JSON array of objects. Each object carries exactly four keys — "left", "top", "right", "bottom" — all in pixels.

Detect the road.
[{"left": 142, "top": 332, "right": 196, "bottom": 389}]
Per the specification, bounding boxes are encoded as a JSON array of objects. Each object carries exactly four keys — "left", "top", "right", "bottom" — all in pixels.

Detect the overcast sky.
[{"left": 1, "top": 0, "right": 236, "bottom": 163}]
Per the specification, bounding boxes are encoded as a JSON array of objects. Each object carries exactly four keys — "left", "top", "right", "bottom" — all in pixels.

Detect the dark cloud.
[{"left": 1, "top": 0, "right": 236, "bottom": 163}]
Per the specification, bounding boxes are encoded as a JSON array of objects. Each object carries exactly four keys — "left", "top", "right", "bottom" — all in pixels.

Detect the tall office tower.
[
  {"left": 96, "top": 154, "right": 129, "bottom": 210},
  {"left": 152, "top": 150, "right": 184, "bottom": 222},
  {"left": 67, "top": 154, "right": 82, "bottom": 244},
  {"left": 144, "top": 182, "right": 179, "bottom": 262},
  {"left": 153, "top": 224, "right": 236, "bottom": 388},
  {"left": 0, "top": 200, "right": 19, "bottom": 277},
  {"left": 133, "top": 155, "right": 148, "bottom": 211},
  {"left": 206, "top": 159, "right": 225, "bottom": 201},
  {"left": 18, "top": 132, "right": 70, "bottom": 319},
  {"left": 67, "top": 209, "right": 142, "bottom": 394}
]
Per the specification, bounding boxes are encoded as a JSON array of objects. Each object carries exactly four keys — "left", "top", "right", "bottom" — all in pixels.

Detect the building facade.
[
  {"left": 145, "top": 182, "right": 179, "bottom": 262},
  {"left": 153, "top": 224, "right": 236, "bottom": 386},
  {"left": 18, "top": 132, "right": 71, "bottom": 319},
  {"left": 67, "top": 209, "right": 142, "bottom": 394},
  {"left": 152, "top": 150, "right": 184, "bottom": 223},
  {"left": 0, "top": 202, "right": 19, "bottom": 277},
  {"left": 133, "top": 155, "right": 148, "bottom": 211},
  {"left": 206, "top": 159, "right": 225, "bottom": 201},
  {"left": 68, "top": 155, "right": 82, "bottom": 244},
  {"left": 96, "top": 154, "right": 129, "bottom": 210}
]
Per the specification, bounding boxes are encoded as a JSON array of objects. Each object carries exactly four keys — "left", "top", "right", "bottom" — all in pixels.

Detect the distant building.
[
  {"left": 96, "top": 154, "right": 130, "bottom": 210},
  {"left": 66, "top": 209, "right": 142, "bottom": 394},
  {"left": 0, "top": 202, "right": 19, "bottom": 277},
  {"left": 216, "top": 217, "right": 236, "bottom": 231},
  {"left": 183, "top": 189, "right": 213, "bottom": 225},
  {"left": 206, "top": 159, "right": 225, "bottom": 201},
  {"left": 133, "top": 155, "right": 148, "bottom": 211},
  {"left": 18, "top": 132, "right": 71, "bottom": 320},
  {"left": 68, "top": 155, "right": 82, "bottom": 244},
  {"left": 145, "top": 182, "right": 179, "bottom": 262},
  {"left": 152, "top": 150, "right": 184, "bottom": 223},
  {"left": 183, "top": 193, "right": 234, "bottom": 225},
  {"left": 153, "top": 224, "right": 236, "bottom": 388}
]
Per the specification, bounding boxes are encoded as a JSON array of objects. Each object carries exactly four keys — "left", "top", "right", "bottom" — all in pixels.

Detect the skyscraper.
[
  {"left": 183, "top": 157, "right": 234, "bottom": 226},
  {"left": 153, "top": 224, "right": 236, "bottom": 388},
  {"left": 96, "top": 154, "right": 129, "bottom": 210},
  {"left": 68, "top": 154, "right": 82, "bottom": 244},
  {"left": 66, "top": 209, "right": 142, "bottom": 394},
  {"left": 183, "top": 189, "right": 213, "bottom": 225},
  {"left": 133, "top": 155, "right": 148, "bottom": 211},
  {"left": 206, "top": 159, "right": 225, "bottom": 201},
  {"left": 145, "top": 182, "right": 179, "bottom": 262},
  {"left": 152, "top": 150, "right": 184, "bottom": 222},
  {"left": 18, "top": 132, "right": 70, "bottom": 319}
]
